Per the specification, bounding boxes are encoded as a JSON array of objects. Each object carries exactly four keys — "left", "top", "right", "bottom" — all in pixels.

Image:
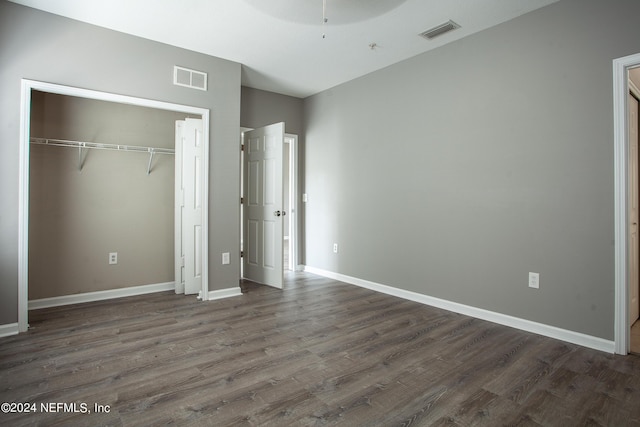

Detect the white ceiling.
[{"left": 10, "top": 0, "right": 559, "bottom": 98}]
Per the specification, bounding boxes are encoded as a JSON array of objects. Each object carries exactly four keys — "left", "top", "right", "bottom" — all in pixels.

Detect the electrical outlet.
[
  {"left": 222, "top": 252, "right": 230, "bottom": 265},
  {"left": 333, "top": 243, "right": 339, "bottom": 253},
  {"left": 109, "top": 252, "right": 118, "bottom": 265},
  {"left": 528, "top": 272, "right": 539, "bottom": 289}
]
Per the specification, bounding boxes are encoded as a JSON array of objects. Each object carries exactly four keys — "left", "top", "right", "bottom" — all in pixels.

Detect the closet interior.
[{"left": 28, "top": 91, "right": 193, "bottom": 303}]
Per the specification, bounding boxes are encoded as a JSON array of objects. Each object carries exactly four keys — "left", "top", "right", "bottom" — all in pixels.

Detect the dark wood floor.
[{"left": 1, "top": 272, "right": 640, "bottom": 426}]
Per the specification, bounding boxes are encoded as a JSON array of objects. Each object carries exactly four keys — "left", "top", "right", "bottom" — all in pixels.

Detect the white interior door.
[
  {"left": 175, "top": 118, "right": 204, "bottom": 295},
  {"left": 243, "top": 122, "right": 285, "bottom": 288},
  {"left": 629, "top": 93, "right": 640, "bottom": 324}
]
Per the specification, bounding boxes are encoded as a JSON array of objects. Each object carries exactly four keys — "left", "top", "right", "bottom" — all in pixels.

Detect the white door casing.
[
  {"left": 243, "top": 123, "right": 285, "bottom": 288},
  {"left": 614, "top": 54, "right": 640, "bottom": 354},
  {"left": 284, "top": 135, "right": 299, "bottom": 271},
  {"left": 630, "top": 93, "right": 640, "bottom": 324},
  {"left": 176, "top": 118, "right": 204, "bottom": 296}
]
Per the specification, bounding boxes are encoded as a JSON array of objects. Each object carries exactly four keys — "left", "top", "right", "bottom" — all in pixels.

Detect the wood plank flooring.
[{"left": 1, "top": 272, "right": 640, "bottom": 426}]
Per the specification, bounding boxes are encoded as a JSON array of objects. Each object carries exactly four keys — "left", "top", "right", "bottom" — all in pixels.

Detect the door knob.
[
  {"left": 274, "top": 210, "right": 281, "bottom": 217},
  {"left": 282, "top": 210, "right": 287, "bottom": 216}
]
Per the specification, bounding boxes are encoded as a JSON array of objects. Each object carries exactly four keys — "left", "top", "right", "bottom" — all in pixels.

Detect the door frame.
[
  {"left": 284, "top": 134, "right": 299, "bottom": 271},
  {"left": 629, "top": 85, "right": 640, "bottom": 329},
  {"left": 613, "top": 53, "right": 640, "bottom": 353},
  {"left": 18, "top": 79, "right": 210, "bottom": 332}
]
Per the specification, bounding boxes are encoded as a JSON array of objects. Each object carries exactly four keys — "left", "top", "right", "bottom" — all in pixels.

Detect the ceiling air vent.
[
  {"left": 173, "top": 66, "right": 207, "bottom": 91},
  {"left": 419, "top": 20, "right": 460, "bottom": 40}
]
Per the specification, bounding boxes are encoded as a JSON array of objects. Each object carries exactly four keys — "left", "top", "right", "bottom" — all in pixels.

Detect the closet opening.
[{"left": 18, "top": 80, "right": 210, "bottom": 332}]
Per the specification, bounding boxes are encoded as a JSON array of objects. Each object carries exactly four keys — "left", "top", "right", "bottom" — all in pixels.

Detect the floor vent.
[
  {"left": 419, "top": 20, "right": 460, "bottom": 40},
  {"left": 173, "top": 66, "right": 207, "bottom": 91}
]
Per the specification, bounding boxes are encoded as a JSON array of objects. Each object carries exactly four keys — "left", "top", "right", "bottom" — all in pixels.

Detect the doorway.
[{"left": 18, "top": 80, "right": 210, "bottom": 332}]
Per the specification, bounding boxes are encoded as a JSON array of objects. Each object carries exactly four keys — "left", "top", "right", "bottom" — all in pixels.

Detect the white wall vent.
[
  {"left": 173, "top": 66, "right": 207, "bottom": 91},
  {"left": 419, "top": 20, "right": 460, "bottom": 40}
]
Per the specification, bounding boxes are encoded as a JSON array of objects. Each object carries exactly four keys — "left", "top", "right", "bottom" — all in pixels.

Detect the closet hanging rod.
[{"left": 29, "top": 137, "right": 175, "bottom": 155}]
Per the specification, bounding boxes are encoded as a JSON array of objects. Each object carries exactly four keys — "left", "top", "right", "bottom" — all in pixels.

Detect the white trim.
[
  {"left": 18, "top": 81, "right": 31, "bottom": 333},
  {"left": 0, "top": 323, "right": 19, "bottom": 338},
  {"left": 201, "top": 117, "right": 211, "bottom": 304},
  {"left": 207, "top": 287, "right": 243, "bottom": 300},
  {"left": 28, "top": 282, "right": 176, "bottom": 310},
  {"left": 304, "top": 266, "right": 615, "bottom": 354},
  {"left": 613, "top": 54, "right": 640, "bottom": 354},
  {"left": 285, "top": 134, "right": 299, "bottom": 271},
  {"left": 19, "top": 79, "right": 210, "bottom": 333}
]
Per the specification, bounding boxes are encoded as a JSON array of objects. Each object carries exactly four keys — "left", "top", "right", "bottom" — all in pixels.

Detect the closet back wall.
[{"left": 29, "top": 91, "right": 190, "bottom": 300}]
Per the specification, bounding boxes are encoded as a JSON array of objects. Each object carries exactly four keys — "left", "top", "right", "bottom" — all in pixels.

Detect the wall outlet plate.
[
  {"left": 333, "top": 243, "right": 338, "bottom": 253},
  {"left": 222, "top": 252, "right": 230, "bottom": 265},
  {"left": 528, "top": 272, "right": 539, "bottom": 289},
  {"left": 109, "top": 252, "right": 118, "bottom": 265}
]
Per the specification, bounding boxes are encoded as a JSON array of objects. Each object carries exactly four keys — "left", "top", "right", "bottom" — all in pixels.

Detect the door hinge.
[
  {"left": 240, "top": 251, "right": 244, "bottom": 258},
  {"left": 240, "top": 197, "right": 244, "bottom": 204},
  {"left": 241, "top": 144, "right": 244, "bottom": 152}
]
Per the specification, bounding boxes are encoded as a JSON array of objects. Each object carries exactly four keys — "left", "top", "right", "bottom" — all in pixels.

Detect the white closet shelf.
[{"left": 30, "top": 137, "right": 174, "bottom": 174}]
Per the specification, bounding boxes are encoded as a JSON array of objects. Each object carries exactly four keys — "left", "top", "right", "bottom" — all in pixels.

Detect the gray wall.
[
  {"left": 303, "top": 0, "right": 640, "bottom": 340},
  {"left": 241, "top": 87, "right": 303, "bottom": 135},
  {"left": 29, "top": 91, "right": 190, "bottom": 299},
  {"left": 0, "top": 1, "right": 241, "bottom": 324}
]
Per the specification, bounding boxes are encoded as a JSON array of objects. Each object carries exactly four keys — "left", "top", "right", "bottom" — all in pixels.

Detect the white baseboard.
[
  {"left": 0, "top": 323, "right": 19, "bottom": 338},
  {"left": 303, "top": 266, "right": 615, "bottom": 354},
  {"left": 28, "top": 282, "right": 176, "bottom": 310},
  {"left": 207, "top": 287, "right": 243, "bottom": 301}
]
